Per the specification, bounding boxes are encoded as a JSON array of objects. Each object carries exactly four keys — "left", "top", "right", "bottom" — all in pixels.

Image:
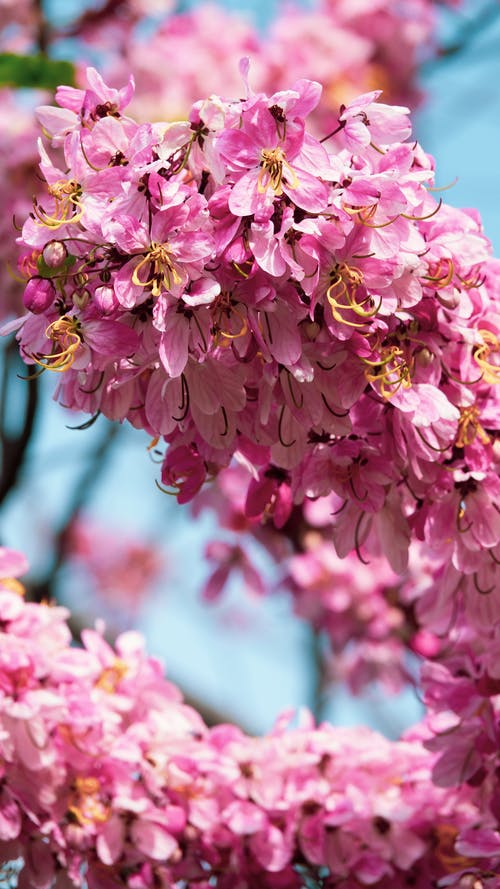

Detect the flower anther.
[
  {"left": 363, "top": 345, "right": 412, "bottom": 399},
  {"left": 132, "top": 242, "right": 182, "bottom": 297},
  {"left": 326, "top": 262, "right": 380, "bottom": 327},
  {"left": 456, "top": 405, "right": 490, "bottom": 448},
  {"left": 95, "top": 658, "right": 129, "bottom": 693},
  {"left": 211, "top": 292, "right": 248, "bottom": 345},
  {"left": 34, "top": 179, "right": 83, "bottom": 229},
  {"left": 434, "top": 824, "right": 477, "bottom": 874},
  {"left": 68, "top": 776, "right": 110, "bottom": 826},
  {"left": 31, "top": 315, "right": 82, "bottom": 372},
  {"left": 422, "top": 257, "right": 454, "bottom": 289},
  {"left": 474, "top": 330, "right": 500, "bottom": 384},
  {"left": 258, "top": 146, "right": 298, "bottom": 196},
  {"left": 0, "top": 577, "right": 25, "bottom": 595}
]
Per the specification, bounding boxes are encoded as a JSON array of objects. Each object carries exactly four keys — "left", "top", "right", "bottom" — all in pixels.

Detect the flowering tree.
[{"left": 1, "top": 1, "right": 499, "bottom": 888}]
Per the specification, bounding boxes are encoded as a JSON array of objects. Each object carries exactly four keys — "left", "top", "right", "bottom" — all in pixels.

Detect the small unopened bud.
[
  {"left": 74, "top": 271, "right": 88, "bottom": 288},
  {"left": 73, "top": 289, "right": 90, "bottom": 310},
  {"left": 436, "top": 290, "right": 459, "bottom": 310},
  {"left": 42, "top": 240, "right": 67, "bottom": 268},
  {"left": 304, "top": 321, "right": 320, "bottom": 339},
  {"left": 94, "top": 285, "right": 119, "bottom": 314},
  {"left": 416, "top": 347, "right": 434, "bottom": 367},
  {"left": 23, "top": 277, "right": 55, "bottom": 314}
]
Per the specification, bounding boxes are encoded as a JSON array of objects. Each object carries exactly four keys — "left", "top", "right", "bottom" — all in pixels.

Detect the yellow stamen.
[
  {"left": 95, "top": 658, "right": 128, "bottom": 693},
  {"left": 34, "top": 179, "right": 83, "bottom": 229},
  {"left": 212, "top": 294, "right": 248, "bottom": 346},
  {"left": 257, "top": 146, "right": 299, "bottom": 196},
  {"left": 474, "top": 330, "right": 500, "bottom": 384},
  {"left": 31, "top": 316, "right": 82, "bottom": 373},
  {"left": 363, "top": 345, "right": 412, "bottom": 399},
  {"left": 434, "top": 824, "right": 477, "bottom": 873},
  {"left": 131, "top": 242, "right": 182, "bottom": 296},
  {"left": 422, "top": 257, "right": 454, "bottom": 289},
  {"left": 456, "top": 405, "right": 490, "bottom": 448},
  {"left": 344, "top": 203, "right": 398, "bottom": 229},
  {"left": 0, "top": 577, "right": 25, "bottom": 595},
  {"left": 325, "top": 262, "right": 380, "bottom": 328},
  {"left": 68, "top": 776, "right": 110, "bottom": 826}
]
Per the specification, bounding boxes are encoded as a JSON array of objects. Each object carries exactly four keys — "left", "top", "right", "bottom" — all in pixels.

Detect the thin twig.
[
  {"left": 0, "top": 343, "right": 39, "bottom": 509},
  {"left": 423, "top": 1, "right": 500, "bottom": 72}
]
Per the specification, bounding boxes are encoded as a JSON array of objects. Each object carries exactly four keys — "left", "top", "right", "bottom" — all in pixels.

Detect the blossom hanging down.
[{"left": 5, "top": 66, "right": 499, "bottom": 588}]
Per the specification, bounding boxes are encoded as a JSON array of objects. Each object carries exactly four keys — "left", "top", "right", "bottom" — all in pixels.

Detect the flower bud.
[
  {"left": 416, "top": 347, "right": 434, "bottom": 367},
  {"left": 73, "top": 289, "right": 90, "bottom": 310},
  {"left": 304, "top": 321, "right": 320, "bottom": 339},
  {"left": 94, "top": 285, "right": 119, "bottom": 314},
  {"left": 42, "top": 240, "right": 67, "bottom": 268},
  {"left": 23, "top": 277, "right": 55, "bottom": 314}
]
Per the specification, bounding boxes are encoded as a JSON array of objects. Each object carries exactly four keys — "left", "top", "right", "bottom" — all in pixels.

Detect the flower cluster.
[
  {"left": 1, "top": 546, "right": 498, "bottom": 889},
  {"left": 10, "top": 66, "right": 499, "bottom": 601}
]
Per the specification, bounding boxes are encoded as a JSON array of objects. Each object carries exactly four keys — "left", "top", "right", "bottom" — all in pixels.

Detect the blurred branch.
[
  {"left": 424, "top": 1, "right": 500, "bottom": 71},
  {"left": 0, "top": 342, "right": 39, "bottom": 509},
  {"left": 64, "top": 0, "right": 130, "bottom": 37},
  {"left": 29, "top": 418, "right": 120, "bottom": 602},
  {"left": 34, "top": 0, "right": 50, "bottom": 55},
  {"left": 309, "top": 626, "right": 328, "bottom": 724}
]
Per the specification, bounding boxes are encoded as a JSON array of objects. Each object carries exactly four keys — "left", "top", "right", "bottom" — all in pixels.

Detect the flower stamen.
[
  {"left": 363, "top": 345, "right": 413, "bottom": 399},
  {"left": 258, "top": 147, "right": 299, "bottom": 196},
  {"left": 473, "top": 330, "right": 500, "bottom": 384},
  {"left": 31, "top": 316, "right": 82, "bottom": 372},
  {"left": 33, "top": 179, "right": 83, "bottom": 229},
  {"left": 132, "top": 242, "right": 182, "bottom": 296},
  {"left": 456, "top": 405, "right": 490, "bottom": 448}
]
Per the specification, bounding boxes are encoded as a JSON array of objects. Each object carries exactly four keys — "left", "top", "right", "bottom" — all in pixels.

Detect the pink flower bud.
[
  {"left": 73, "top": 289, "right": 90, "bottom": 310},
  {"left": 42, "top": 240, "right": 68, "bottom": 268},
  {"left": 23, "top": 277, "right": 55, "bottom": 314},
  {"left": 94, "top": 285, "right": 119, "bottom": 314}
]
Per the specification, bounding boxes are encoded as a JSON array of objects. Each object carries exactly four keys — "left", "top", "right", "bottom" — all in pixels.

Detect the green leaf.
[
  {"left": 0, "top": 54, "right": 75, "bottom": 91},
  {"left": 37, "top": 253, "right": 76, "bottom": 279}
]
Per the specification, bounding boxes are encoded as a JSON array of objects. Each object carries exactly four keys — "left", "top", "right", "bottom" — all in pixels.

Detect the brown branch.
[
  {"left": 29, "top": 419, "right": 120, "bottom": 602},
  {"left": 424, "top": 1, "right": 500, "bottom": 71},
  {"left": 64, "top": 0, "right": 130, "bottom": 37},
  {"left": 34, "top": 0, "right": 51, "bottom": 54},
  {"left": 0, "top": 343, "right": 39, "bottom": 508}
]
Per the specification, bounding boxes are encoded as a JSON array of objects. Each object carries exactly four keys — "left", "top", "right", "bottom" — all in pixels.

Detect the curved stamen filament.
[
  {"left": 401, "top": 198, "right": 442, "bottom": 221},
  {"left": 211, "top": 293, "right": 248, "bottom": 346},
  {"left": 31, "top": 316, "right": 82, "bottom": 372},
  {"left": 132, "top": 242, "right": 181, "bottom": 296},
  {"left": 326, "top": 262, "right": 381, "bottom": 327},
  {"left": 456, "top": 405, "right": 490, "bottom": 448},
  {"left": 458, "top": 266, "right": 485, "bottom": 290},
  {"left": 258, "top": 146, "right": 299, "bottom": 196},
  {"left": 33, "top": 179, "right": 83, "bottom": 229},
  {"left": 344, "top": 203, "right": 399, "bottom": 229},
  {"left": 363, "top": 346, "right": 412, "bottom": 399},
  {"left": 217, "top": 307, "right": 248, "bottom": 343},
  {"left": 473, "top": 330, "right": 500, "bottom": 384},
  {"left": 422, "top": 257, "right": 454, "bottom": 288}
]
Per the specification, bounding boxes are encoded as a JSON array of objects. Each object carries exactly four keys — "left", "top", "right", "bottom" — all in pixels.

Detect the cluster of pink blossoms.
[
  {"left": 0, "top": 1, "right": 464, "bottom": 322},
  {"left": 1, "top": 546, "right": 499, "bottom": 889},
  {"left": 10, "top": 66, "right": 499, "bottom": 590}
]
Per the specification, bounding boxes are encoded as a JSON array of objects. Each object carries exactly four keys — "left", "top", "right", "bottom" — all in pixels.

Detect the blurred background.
[{"left": 1, "top": 0, "right": 499, "bottom": 736}]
